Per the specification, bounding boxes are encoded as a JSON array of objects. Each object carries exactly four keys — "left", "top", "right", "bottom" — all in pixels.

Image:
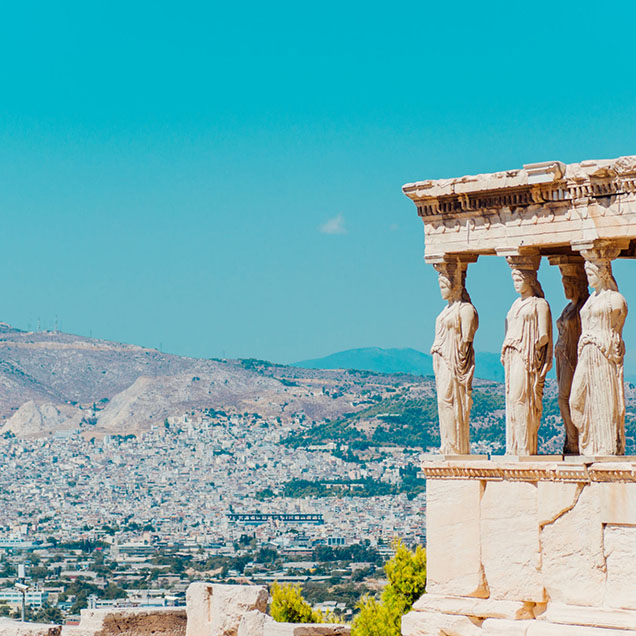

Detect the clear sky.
[{"left": 2, "top": 1, "right": 636, "bottom": 364}]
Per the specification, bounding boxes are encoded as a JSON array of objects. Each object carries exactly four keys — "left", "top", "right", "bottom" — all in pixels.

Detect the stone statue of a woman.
[
  {"left": 431, "top": 261, "right": 479, "bottom": 455},
  {"left": 554, "top": 259, "right": 589, "bottom": 455},
  {"left": 569, "top": 252, "right": 627, "bottom": 455},
  {"left": 501, "top": 259, "right": 552, "bottom": 455}
]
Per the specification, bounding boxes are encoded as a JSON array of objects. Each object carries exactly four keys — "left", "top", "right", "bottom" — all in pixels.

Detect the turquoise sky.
[{"left": 2, "top": 1, "right": 636, "bottom": 364}]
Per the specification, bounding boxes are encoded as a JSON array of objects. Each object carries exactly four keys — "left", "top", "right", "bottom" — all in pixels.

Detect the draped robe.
[
  {"left": 570, "top": 289, "right": 627, "bottom": 456},
  {"left": 431, "top": 301, "right": 478, "bottom": 455},
  {"left": 501, "top": 296, "right": 552, "bottom": 455}
]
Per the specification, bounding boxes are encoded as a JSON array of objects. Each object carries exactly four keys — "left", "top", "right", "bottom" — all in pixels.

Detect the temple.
[{"left": 400, "top": 156, "right": 636, "bottom": 635}]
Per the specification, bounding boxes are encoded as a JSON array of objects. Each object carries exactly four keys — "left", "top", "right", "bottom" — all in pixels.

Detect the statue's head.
[
  {"left": 584, "top": 259, "right": 618, "bottom": 292},
  {"left": 558, "top": 262, "right": 589, "bottom": 302},
  {"left": 434, "top": 262, "right": 471, "bottom": 303},
  {"left": 511, "top": 268, "right": 544, "bottom": 298}
]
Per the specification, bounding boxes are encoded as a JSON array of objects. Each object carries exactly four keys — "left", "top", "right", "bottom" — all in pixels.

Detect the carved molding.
[
  {"left": 421, "top": 460, "right": 636, "bottom": 483},
  {"left": 406, "top": 155, "right": 636, "bottom": 261}
]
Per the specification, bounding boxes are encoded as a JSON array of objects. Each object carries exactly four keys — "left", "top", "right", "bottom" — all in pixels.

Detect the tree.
[
  {"left": 33, "top": 604, "right": 64, "bottom": 624},
  {"left": 351, "top": 539, "right": 426, "bottom": 636},
  {"left": 351, "top": 596, "right": 395, "bottom": 636},
  {"left": 270, "top": 582, "right": 328, "bottom": 623}
]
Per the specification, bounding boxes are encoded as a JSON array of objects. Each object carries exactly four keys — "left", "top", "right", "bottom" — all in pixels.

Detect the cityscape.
[{"left": 0, "top": 407, "right": 426, "bottom": 621}]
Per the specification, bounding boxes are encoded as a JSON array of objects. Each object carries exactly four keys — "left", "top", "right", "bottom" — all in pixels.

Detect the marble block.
[{"left": 426, "top": 479, "right": 487, "bottom": 597}]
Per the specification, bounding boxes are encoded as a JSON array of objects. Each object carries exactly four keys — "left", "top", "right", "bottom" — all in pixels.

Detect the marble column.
[
  {"left": 500, "top": 254, "right": 552, "bottom": 455},
  {"left": 570, "top": 241, "right": 628, "bottom": 456},
  {"left": 548, "top": 255, "right": 589, "bottom": 455},
  {"left": 430, "top": 255, "right": 479, "bottom": 455}
]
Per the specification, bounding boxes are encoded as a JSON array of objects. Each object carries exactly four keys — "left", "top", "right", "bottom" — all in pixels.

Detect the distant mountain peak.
[{"left": 293, "top": 346, "right": 505, "bottom": 383}]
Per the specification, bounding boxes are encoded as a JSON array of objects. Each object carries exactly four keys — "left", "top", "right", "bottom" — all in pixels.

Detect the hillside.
[
  {"left": 2, "top": 323, "right": 635, "bottom": 453},
  {"left": 294, "top": 347, "right": 505, "bottom": 382},
  {"left": 0, "top": 324, "right": 440, "bottom": 440}
]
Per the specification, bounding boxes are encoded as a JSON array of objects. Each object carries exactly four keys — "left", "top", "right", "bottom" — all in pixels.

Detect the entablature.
[{"left": 403, "top": 155, "right": 636, "bottom": 262}]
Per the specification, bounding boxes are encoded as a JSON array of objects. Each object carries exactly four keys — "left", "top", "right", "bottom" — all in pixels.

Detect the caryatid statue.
[
  {"left": 431, "top": 258, "right": 479, "bottom": 455},
  {"left": 501, "top": 256, "right": 552, "bottom": 455},
  {"left": 550, "top": 256, "right": 589, "bottom": 455},
  {"left": 570, "top": 246, "right": 628, "bottom": 456}
]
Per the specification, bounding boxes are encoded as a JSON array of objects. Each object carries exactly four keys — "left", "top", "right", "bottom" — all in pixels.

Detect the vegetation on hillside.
[
  {"left": 270, "top": 539, "right": 426, "bottom": 634},
  {"left": 351, "top": 539, "right": 426, "bottom": 636},
  {"left": 270, "top": 582, "right": 334, "bottom": 623},
  {"left": 283, "top": 388, "right": 506, "bottom": 450},
  {"left": 256, "top": 474, "right": 425, "bottom": 500}
]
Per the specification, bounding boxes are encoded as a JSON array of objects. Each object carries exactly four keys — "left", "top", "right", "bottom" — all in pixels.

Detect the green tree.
[
  {"left": 352, "top": 596, "right": 395, "bottom": 636},
  {"left": 101, "top": 583, "right": 127, "bottom": 600},
  {"left": 351, "top": 539, "right": 426, "bottom": 636},
  {"left": 33, "top": 604, "right": 64, "bottom": 624},
  {"left": 270, "top": 582, "right": 328, "bottom": 623}
]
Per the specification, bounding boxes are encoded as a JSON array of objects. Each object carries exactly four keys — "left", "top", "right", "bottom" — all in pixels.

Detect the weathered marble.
[
  {"left": 402, "top": 460, "right": 636, "bottom": 635},
  {"left": 480, "top": 481, "right": 543, "bottom": 602},
  {"left": 412, "top": 594, "right": 535, "bottom": 620},
  {"left": 401, "top": 610, "right": 482, "bottom": 636},
  {"left": 237, "top": 610, "right": 274, "bottom": 636},
  {"left": 61, "top": 608, "right": 186, "bottom": 636},
  {"left": 540, "top": 483, "right": 605, "bottom": 606},
  {"left": 570, "top": 244, "right": 628, "bottom": 456},
  {"left": 481, "top": 619, "right": 535, "bottom": 636},
  {"left": 185, "top": 583, "right": 349, "bottom": 636},
  {"left": 431, "top": 257, "right": 478, "bottom": 455},
  {"left": 263, "top": 625, "right": 350, "bottom": 636},
  {"left": 549, "top": 256, "right": 588, "bottom": 454},
  {"left": 0, "top": 621, "right": 61, "bottom": 636},
  {"left": 425, "top": 478, "right": 486, "bottom": 597},
  {"left": 501, "top": 256, "right": 552, "bottom": 456},
  {"left": 402, "top": 155, "right": 636, "bottom": 262},
  {"left": 186, "top": 582, "right": 267, "bottom": 636}
]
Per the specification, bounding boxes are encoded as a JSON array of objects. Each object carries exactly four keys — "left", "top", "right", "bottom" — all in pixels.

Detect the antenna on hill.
[
  {"left": 55, "top": 315, "right": 59, "bottom": 332},
  {"left": 37, "top": 318, "right": 41, "bottom": 332}
]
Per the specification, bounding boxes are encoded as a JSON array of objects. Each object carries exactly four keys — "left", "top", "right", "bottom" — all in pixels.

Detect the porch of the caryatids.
[
  {"left": 570, "top": 239, "right": 629, "bottom": 456},
  {"left": 430, "top": 254, "right": 479, "bottom": 455},
  {"left": 498, "top": 252, "right": 553, "bottom": 456},
  {"left": 548, "top": 255, "right": 589, "bottom": 455}
]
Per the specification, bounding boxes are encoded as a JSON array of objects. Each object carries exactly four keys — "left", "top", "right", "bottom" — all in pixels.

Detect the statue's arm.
[
  {"left": 459, "top": 304, "right": 478, "bottom": 344},
  {"left": 612, "top": 292, "right": 628, "bottom": 330},
  {"left": 537, "top": 300, "right": 551, "bottom": 349}
]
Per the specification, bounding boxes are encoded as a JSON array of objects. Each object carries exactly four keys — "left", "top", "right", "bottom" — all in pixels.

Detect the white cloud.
[{"left": 319, "top": 214, "right": 347, "bottom": 235}]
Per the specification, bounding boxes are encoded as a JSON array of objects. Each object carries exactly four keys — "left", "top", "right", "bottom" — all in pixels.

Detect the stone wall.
[
  {"left": 403, "top": 458, "right": 636, "bottom": 635},
  {"left": 0, "top": 619, "right": 61, "bottom": 636},
  {"left": 185, "top": 582, "right": 350, "bottom": 636},
  {"left": 62, "top": 608, "right": 186, "bottom": 636},
  {"left": 0, "top": 582, "right": 350, "bottom": 636}
]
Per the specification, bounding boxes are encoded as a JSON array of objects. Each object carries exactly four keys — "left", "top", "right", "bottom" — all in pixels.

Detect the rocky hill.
[
  {"left": 2, "top": 323, "right": 634, "bottom": 453},
  {"left": 0, "top": 324, "right": 440, "bottom": 439}
]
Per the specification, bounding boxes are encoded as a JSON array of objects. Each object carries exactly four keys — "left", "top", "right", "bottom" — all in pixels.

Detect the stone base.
[
  {"left": 404, "top": 459, "right": 636, "bottom": 635},
  {"left": 0, "top": 619, "right": 61, "bottom": 636},
  {"left": 61, "top": 608, "right": 186, "bottom": 636},
  {"left": 403, "top": 597, "right": 636, "bottom": 635}
]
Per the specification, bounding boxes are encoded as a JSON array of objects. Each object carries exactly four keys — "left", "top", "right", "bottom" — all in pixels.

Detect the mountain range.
[
  {"left": 294, "top": 347, "right": 505, "bottom": 382},
  {"left": 0, "top": 323, "right": 439, "bottom": 440}
]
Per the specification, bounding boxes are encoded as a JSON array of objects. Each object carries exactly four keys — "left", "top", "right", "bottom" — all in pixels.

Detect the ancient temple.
[{"left": 401, "top": 156, "right": 636, "bottom": 635}]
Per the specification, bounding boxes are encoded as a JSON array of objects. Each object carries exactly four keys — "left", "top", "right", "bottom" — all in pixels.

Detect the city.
[{"left": 0, "top": 408, "right": 426, "bottom": 621}]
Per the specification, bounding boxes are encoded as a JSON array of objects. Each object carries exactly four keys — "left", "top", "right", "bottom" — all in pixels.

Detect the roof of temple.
[{"left": 402, "top": 155, "right": 636, "bottom": 203}]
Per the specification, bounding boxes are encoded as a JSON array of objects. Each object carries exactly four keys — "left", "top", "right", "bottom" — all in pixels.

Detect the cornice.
[
  {"left": 421, "top": 459, "right": 636, "bottom": 483},
  {"left": 403, "top": 155, "right": 636, "bottom": 218}
]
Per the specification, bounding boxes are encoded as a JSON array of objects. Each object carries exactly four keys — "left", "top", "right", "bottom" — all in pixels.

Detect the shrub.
[
  {"left": 270, "top": 582, "right": 327, "bottom": 623},
  {"left": 351, "top": 539, "right": 426, "bottom": 636}
]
